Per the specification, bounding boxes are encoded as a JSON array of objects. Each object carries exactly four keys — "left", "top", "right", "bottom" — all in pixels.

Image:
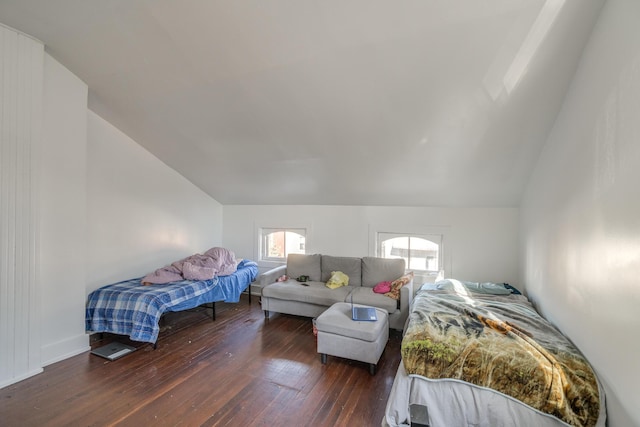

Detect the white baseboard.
[
  {"left": 0, "top": 367, "right": 44, "bottom": 390},
  {"left": 41, "top": 333, "right": 91, "bottom": 367}
]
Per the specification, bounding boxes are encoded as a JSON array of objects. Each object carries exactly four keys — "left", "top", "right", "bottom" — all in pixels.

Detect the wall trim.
[{"left": 41, "top": 334, "right": 91, "bottom": 367}]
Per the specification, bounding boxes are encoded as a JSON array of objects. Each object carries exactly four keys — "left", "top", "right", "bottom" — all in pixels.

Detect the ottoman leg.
[
  {"left": 321, "top": 353, "right": 327, "bottom": 364},
  {"left": 369, "top": 363, "right": 376, "bottom": 376}
]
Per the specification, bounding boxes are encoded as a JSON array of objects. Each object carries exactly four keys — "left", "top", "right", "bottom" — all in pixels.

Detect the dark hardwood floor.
[{"left": 0, "top": 296, "right": 402, "bottom": 427}]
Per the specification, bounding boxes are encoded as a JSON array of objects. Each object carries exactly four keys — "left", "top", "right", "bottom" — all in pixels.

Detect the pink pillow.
[{"left": 373, "top": 281, "right": 392, "bottom": 294}]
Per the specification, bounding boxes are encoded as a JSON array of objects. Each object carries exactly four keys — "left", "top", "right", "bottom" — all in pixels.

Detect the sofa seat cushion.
[
  {"left": 362, "top": 257, "right": 405, "bottom": 288},
  {"left": 262, "top": 280, "right": 353, "bottom": 306},
  {"left": 320, "top": 256, "right": 362, "bottom": 286},
  {"left": 348, "top": 286, "right": 398, "bottom": 313}
]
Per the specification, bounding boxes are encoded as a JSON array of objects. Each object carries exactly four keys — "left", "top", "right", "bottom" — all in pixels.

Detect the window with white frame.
[
  {"left": 259, "top": 228, "right": 306, "bottom": 262},
  {"left": 377, "top": 232, "right": 442, "bottom": 273}
]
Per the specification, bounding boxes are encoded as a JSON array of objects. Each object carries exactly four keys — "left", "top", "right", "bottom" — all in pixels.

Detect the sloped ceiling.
[{"left": 0, "top": 0, "right": 604, "bottom": 206}]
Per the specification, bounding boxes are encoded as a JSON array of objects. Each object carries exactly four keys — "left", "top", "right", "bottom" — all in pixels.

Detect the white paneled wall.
[{"left": 0, "top": 24, "right": 44, "bottom": 387}]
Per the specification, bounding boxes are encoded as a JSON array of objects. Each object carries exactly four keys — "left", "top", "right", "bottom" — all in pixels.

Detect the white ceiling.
[{"left": 0, "top": 0, "right": 604, "bottom": 206}]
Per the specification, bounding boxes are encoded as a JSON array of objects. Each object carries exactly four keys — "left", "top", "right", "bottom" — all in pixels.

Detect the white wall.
[
  {"left": 38, "top": 55, "right": 226, "bottom": 366},
  {"left": 87, "top": 111, "right": 224, "bottom": 292},
  {"left": 520, "top": 0, "right": 640, "bottom": 425},
  {"left": 40, "top": 53, "right": 90, "bottom": 366},
  {"left": 223, "top": 205, "right": 519, "bottom": 287},
  {"left": 2, "top": 20, "right": 225, "bottom": 374}
]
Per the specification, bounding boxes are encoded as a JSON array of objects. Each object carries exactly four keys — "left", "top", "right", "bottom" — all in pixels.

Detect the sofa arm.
[
  {"left": 257, "top": 265, "right": 287, "bottom": 288},
  {"left": 397, "top": 279, "right": 414, "bottom": 322}
]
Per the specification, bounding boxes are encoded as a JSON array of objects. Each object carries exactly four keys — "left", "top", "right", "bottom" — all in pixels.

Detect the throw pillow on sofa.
[
  {"left": 326, "top": 271, "right": 349, "bottom": 289},
  {"left": 373, "top": 281, "right": 392, "bottom": 294},
  {"left": 384, "top": 271, "right": 414, "bottom": 300}
]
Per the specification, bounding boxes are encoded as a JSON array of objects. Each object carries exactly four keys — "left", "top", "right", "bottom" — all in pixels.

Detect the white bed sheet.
[{"left": 383, "top": 363, "right": 606, "bottom": 427}]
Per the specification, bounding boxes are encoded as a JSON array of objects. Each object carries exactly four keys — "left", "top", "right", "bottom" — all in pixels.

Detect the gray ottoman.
[{"left": 316, "top": 302, "right": 389, "bottom": 375}]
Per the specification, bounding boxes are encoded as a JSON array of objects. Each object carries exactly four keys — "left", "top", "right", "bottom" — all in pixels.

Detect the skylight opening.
[{"left": 503, "top": 0, "right": 566, "bottom": 94}]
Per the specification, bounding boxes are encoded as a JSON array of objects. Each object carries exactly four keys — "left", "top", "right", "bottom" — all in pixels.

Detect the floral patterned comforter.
[{"left": 402, "top": 281, "right": 600, "bottom": 427}]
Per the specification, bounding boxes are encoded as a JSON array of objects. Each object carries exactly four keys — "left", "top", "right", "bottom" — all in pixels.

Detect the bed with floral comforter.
[{"left": 384, "top": 280, "right": 605, "bottom": 427}]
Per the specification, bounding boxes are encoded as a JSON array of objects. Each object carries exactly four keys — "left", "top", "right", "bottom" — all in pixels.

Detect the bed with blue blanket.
[{"left": 86, "top": 259, "right": 258, "bottom": 344}]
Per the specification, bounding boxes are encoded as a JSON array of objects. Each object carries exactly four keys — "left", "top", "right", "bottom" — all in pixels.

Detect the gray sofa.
[{"left": 258, "top": 254, "right": 413, "bottom": 330}]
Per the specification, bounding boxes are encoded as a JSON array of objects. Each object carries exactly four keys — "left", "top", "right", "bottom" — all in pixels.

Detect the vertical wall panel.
[{"left": 0, "top": 23, "right": 43, "bottom": 388}]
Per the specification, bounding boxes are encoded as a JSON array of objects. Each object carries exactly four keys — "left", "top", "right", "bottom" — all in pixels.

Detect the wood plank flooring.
[{"left": 0, "top": 296, "right": 402, "bottom": 427}]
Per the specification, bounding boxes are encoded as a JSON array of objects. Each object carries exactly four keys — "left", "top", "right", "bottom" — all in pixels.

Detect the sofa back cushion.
[
  {"left": 362, "top": 257, "right": 406, "bottom": 288},
  {"left": 287, "top": 253, "right": 322, "bottom": 282},
  {"left": 320, "top": 255, "right": 362, "bottom": 286}
]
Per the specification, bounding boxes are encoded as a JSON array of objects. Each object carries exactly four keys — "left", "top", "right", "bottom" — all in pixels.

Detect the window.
[
  {"left": 377, "top": 232, "right": 442, "bottom": 273},
  {"left": 260, "top": 228, "right": 306, "bottom": 262}
]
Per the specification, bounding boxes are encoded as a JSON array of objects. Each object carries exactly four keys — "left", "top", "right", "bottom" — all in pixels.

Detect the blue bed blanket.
[{"left": 86, "top": 259, "right": 258, "bottom": 344}]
